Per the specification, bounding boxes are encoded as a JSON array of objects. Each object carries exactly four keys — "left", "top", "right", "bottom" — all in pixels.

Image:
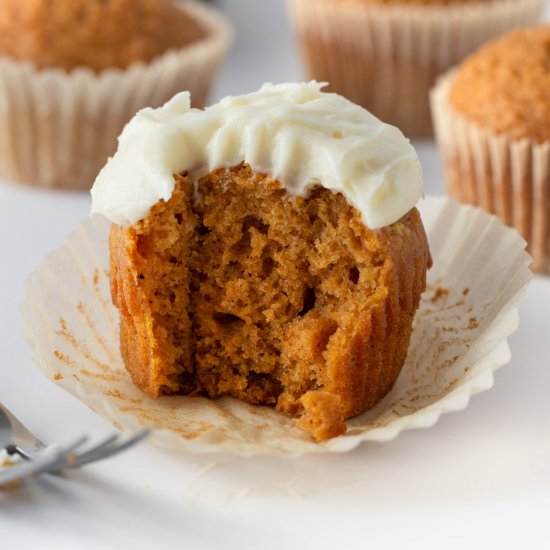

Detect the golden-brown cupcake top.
[
  {"left": 449, "top": 25, "right": 550, "bottom": 143},
  {"left": 0, "top": 0, "right": 206, "bottom": 72}
]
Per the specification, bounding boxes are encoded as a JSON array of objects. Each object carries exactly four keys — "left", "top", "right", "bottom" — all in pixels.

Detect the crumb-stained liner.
[
  {"left": 431, "top": 73, "right": 550, "bottom": 274},
  {"left": 20, "top": 196, "right": 532, "bottom": 456},
  {"left": 286, "top": 0, "right": 544, "bottom": 137},
  {"left": 0, "top": 0, "right": 232, "bottom": 190}
]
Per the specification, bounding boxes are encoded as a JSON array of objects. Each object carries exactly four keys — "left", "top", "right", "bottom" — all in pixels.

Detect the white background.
[{"left": 1, "top": 1, "right": 549, "bottom": 548}]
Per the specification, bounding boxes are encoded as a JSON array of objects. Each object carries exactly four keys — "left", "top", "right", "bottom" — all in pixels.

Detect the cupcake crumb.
[
  {"left": 296, "top": 391, "right": 347, "bottom": 441},
  {"left": 0, "top": 456, "right": 23, "bottom": 491},
  {"left": 432, "top": 287, "right": 449, "bottom": 303}
]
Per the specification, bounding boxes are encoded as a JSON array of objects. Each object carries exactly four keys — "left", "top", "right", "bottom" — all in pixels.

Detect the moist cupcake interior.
[{"left": 113, "top": 164, "right": 390, "bottom": 418}]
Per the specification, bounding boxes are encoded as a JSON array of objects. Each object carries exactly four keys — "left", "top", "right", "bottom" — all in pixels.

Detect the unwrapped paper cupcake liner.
[
  {"left": 431, "top": 73, "right": 550, "bottom": 274},
  {"left": 0, "top": 0, "right": 232, "bottom": 190},
  {"left": 20, "top": 196, "right": 532, "bottom": 456},
  {"left": 286, "top": 0, "right": 544, "bottom": 137}
]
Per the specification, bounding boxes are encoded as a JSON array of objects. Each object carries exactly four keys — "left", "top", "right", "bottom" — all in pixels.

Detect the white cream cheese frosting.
[{"left": 91, "top": 82, "right": 423, "bottom": 229}]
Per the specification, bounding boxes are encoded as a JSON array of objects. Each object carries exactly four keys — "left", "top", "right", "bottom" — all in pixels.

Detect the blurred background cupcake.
[
  {"left": 286, "top": 0, "right": 544, "bottom": 137},
  {"left": 0, "top": 0, "right": 232, "bottom": 190},
  {"left": 431, "top": 25, "right": 550, "bottom": 273}
]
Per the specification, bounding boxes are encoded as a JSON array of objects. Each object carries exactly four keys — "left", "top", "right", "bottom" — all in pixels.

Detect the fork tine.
[
  {"left": 61, "top": 434, "right": 119, "bottom": 468},
  {"left": 65, "top": 431, "right": 150, "bottom": 469},
  {"left": 1, "top": 431, "right": 149, "bottom": 486},
  {"left": 0, "top": 437, "right": 88, "bottom": 486}
]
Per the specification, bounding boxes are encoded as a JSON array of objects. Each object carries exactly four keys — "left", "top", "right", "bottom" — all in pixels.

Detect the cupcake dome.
[
  {"left": 431, "top": 25, "right": 550, "bottom": 273},
  {"left": 0, "top": 0, "right": 205, "bottom": 72},
  {"left": 448, "top": 26, "right": 550, "bottom": 143}
]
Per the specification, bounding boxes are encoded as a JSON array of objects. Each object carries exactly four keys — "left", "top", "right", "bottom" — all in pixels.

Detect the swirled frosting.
[{"left": 91, "top": 82, "right": 423, "bottom": 229}]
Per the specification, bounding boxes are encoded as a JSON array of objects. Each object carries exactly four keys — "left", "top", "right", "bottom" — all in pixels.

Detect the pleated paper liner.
[
  {"left": 431, "top": 73, "right": 550, "bottom": 274},
  {"left": 286, "top": 0, "right": 544, "bottom": 137},
  {"left": 0, "top": 0, "right": 232, "bottom": 190},
  {"left": 20, "top": 196, "right": 532, "bottom": 456}
]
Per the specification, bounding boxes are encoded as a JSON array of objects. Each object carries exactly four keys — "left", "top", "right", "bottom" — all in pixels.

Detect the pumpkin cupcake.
[
  {"left": 0, "top": 0, "right": 232, "bottom": 189},
  {"left": 431, "top": 25, "right": 550, "bottom": 273},
  {"left": 91, "top": 82, "right": 432, "bottom": 441},
  {"left": 286, "top": 0, "right": 544, "bottom": 137}
]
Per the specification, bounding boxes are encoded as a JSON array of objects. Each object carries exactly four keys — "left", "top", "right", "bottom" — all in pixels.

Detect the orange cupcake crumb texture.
[{"left": 449, "top": 25, "right": 550, "bottom": 144}]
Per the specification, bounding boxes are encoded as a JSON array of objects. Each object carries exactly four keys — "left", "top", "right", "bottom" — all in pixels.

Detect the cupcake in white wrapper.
[
  {"left": 431, "top": 26, "right": 550, "bottom": 274},
  {"left": 20, "top": 195, "right": 532, "bottom": 456},
  {"left": 0, "top": 0, "right": 232, "bottom": 190},
  {"left": 286, "top": 0, "right": 544, "bottom": 137}
]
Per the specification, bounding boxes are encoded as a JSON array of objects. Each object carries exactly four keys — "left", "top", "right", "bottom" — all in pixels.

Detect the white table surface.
[{"left": 1, "top": 1, "right": 549, "bottom": 549}]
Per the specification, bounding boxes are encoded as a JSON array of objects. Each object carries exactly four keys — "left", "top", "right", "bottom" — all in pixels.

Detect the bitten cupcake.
[
  {"left": 0, "top": 0, "right": 232, "bottom": 189},
  {"left": 431, "top": 25, "right": 550, "bottom": 274},
  {"left": 91, "top": 82, "right": 432, "bottom": 441},
  {"left": 286, "top": 0, "right": 544, "bottom": 137}
]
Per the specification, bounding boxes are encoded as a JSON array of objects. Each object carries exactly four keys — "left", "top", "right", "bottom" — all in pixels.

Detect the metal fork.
[{"left": 0, "top": 403, "right": 149, "bottom": 486}]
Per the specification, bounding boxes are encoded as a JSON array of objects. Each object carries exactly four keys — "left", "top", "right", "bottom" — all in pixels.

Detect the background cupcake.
[
  {"left": 431, "top": 25, "right": 550, "bottom": 273},
  {"left": 286, "top": 0, "right": 544, "bottom": 137},
  {"left": 0, "top": 0, "right": 232, "bottom": 190}
]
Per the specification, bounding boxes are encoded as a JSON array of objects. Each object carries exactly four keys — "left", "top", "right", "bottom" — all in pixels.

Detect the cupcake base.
[
  {"left": 109, "top": 164, "right": 431, "bottom": 441},
  {"left": 287, "top": 0, "right": 544, "bottom": 137},
  {"left": 20, "top": 196, "right": 532, "bottom": 455},
  {"left": 431, "top": 73, "right": 550, "bottom": 274}
]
